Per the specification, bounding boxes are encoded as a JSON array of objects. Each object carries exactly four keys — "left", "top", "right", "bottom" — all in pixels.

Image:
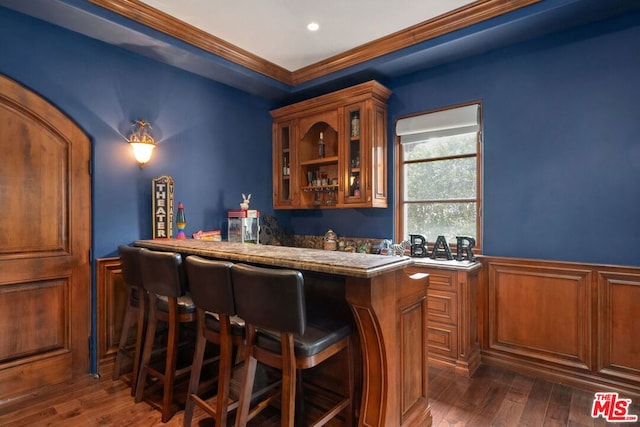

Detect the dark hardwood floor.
[
  {"left": 428, "top": 364, "right": 638, "bottom": 427},
  {"left": 0, "top": 361, "right": 638, "bottom": 426}
]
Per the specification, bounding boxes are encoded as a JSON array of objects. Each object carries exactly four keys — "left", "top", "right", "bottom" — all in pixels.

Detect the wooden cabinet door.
[
  {"left": 273, "top": 120, "right": 297, "bottom": 208},
  {"left": 341, "top": 102, "right": 366, "bottom": 206},
  {"left": 370, "top": 102, "right": 388, "bottom": 207},
  {"left": 341, "top": 100, "right": 388, "bottom": 208},
  {"left": 0, "top": 75, "right": 91, "bottom": 400}
]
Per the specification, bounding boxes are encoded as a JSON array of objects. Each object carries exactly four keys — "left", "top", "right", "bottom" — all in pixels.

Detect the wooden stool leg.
[
  {"left": 216, "top": 320, "right": 234, "bottom": 427},
  {"left": 295, "top": 371, "right": 304, "bottom": 426},
  {"left": 281, "top": 334, "right": 296, "bottom": 427},
  {"left": 234, "top": 355, "right": 258, "bottom": 427},
  {"left": 135, "top": 297, "right": 158, "bottom": 403},
  {"left": 161, "top": 301, "right": 180, "bottom": 423},
  {"left": 130, "top": 291, "right": 147, "bottom": 396},
  {"left": 113, "top": 301, "right": 135, "bottom": 381},
  {"left": 183, "top": 314, "right": 207, "bottom": 427}
]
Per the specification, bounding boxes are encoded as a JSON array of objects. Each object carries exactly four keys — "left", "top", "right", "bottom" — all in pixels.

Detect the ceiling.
[
  {"left": 138, "top": 0, "right": 477, "bottom": 71},
  {"left": 1, "top": 0, "right": 639, "bottom": 102}
]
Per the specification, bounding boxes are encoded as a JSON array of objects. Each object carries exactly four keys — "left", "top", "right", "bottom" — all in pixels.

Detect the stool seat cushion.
[
  {"left": 256, "top": 320, "right": 352, "bottom": 358},
  {"left": 204, "top": 311, "right": 246, "bottom": 337},
  {"left": 156, "top": 293, "right": 196, "bottom": 314}
]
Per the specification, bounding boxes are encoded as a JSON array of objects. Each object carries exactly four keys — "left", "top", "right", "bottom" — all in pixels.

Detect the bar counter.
[{"left": 135, "top": 239, "right": 432, "bottom": 427}]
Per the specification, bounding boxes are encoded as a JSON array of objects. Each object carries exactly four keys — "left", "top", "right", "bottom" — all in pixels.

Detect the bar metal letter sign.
[{"left": 152, "top": 175, "right": 175, "bottom": 239}]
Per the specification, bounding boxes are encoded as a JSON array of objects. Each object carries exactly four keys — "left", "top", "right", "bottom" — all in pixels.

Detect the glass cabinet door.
[
  {"left": 344, "top": 103, "right": 366, "bottom": 204},
  {"left": 273, "top": 121, "right": 293, "bottom": 208}
]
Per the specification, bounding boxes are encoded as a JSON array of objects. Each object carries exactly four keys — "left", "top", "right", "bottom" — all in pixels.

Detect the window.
[{"left": 395, "top": 103, "right": 482, "bottom": 250}]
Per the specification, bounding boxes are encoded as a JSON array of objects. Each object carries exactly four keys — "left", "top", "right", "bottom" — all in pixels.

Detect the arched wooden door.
[{"left": 0, "top": 74, "right": 91, "bottom": 400}]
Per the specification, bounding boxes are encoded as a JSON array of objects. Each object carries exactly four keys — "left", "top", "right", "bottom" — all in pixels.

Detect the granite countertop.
[{"left": 134, "top": 239, "right": 413, "bottom": 278}]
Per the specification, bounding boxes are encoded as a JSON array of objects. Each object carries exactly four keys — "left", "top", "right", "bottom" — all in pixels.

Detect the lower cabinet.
[{"left": 406, "top": 260, "right": 481, "bottom": 377}]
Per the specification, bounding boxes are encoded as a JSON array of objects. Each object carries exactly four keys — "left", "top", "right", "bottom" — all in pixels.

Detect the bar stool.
[
  {"left": 113, "top": 245, "right": 147, "bottom": 396},
  {"left": 135, "top": 249, "right": 196, "bottom": 423},
  {"left": 183, "top": 256, "right": 245, "bottom": 427},
  {"left": 231, "top": 263, "right": 354, "bottom": 427}
]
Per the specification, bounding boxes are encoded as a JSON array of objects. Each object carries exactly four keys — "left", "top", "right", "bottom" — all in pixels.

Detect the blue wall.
[
  {"left": 1, "top": 7, "right": 640, "bottom": 374},
  {"left": 0, "top": 7, "right": 274, "bottom": 260},
  {"left": 2, "top": 7, "right": 638, "bottom": 267},
  {"left": 389, "top": 12, "right": 640, "bottom": 267},
  {"left": 0, "top": 7, "right": 274, "bottom": 372}
]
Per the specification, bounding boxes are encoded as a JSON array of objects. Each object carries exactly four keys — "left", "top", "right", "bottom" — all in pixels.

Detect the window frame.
[{"left": 394, "top": 101, "right": 483, "bottom": 253}]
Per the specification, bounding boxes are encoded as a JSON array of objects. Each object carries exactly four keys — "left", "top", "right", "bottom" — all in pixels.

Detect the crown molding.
[
  {"left": 89, "top": 0, "right": 540, "bottom": 87},
  {"left": 291, "top": 0, "right": 541, "bottom": 85},
  {"left": 88, "top": 0, "right": 293, "bottom": 84}
]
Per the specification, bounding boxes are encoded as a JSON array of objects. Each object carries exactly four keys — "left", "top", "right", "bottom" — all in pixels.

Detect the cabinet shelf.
[{"left": 300, "top": 156, "right": 339, "bottom": 166}]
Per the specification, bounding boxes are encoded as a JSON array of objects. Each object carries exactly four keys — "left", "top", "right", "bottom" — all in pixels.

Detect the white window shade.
[{"left": 396, "top": 104, "right": 480, "bottom": 143}]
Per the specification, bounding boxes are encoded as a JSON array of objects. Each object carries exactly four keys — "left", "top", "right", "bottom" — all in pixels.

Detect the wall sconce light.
[{"left": 128, "top": 120, "right": 156, "bottom": 167}]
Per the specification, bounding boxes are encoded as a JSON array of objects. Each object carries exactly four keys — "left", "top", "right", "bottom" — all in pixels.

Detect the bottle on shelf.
[
  {"left": 351, "top": 112, "right": 360, "bottom": 137},
  {"left": 351, "top": 176, "right": 361, "bottom": 197},
  {"left": 318, "top": 131, "right": 325, "bottom": 158}
]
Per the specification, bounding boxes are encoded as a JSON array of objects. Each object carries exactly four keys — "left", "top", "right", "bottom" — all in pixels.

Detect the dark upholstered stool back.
[
  {"left": 185, "top": 256, "right": 235, "bottom": 315},
  {"left": 113, "top": 245, "right": 147, "bottom": 394},
  {"left": 118, "top": 245, "right": 145, "bottom": 289},
  {"left": 139, "top": 250, "right": 186, "bottom": 297},
  {"left": 231, "top": 263, "right": 305, "bottom": 335},
  {"left": 183, "top": 256, "right": 240, "bottom": 427},
  {"left": 230, "top": 263, "right": 354, "bottom": 427},
  {"left": 135, "top": 249, "right": 194, "bottom": 422}
]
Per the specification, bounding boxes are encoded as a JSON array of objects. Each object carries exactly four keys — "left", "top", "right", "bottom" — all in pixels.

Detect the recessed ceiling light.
[{"left": 307, "top": 22, "right": 319, "bottom": 31}]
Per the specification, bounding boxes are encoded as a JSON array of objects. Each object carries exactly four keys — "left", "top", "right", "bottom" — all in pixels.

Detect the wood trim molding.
[
  {"left": 96, "top": 257, "right": 124, "bottom": 375},
  {"left": 291, "top": 0, "right": 541, "bottom": 85},
  {"left": 597, "top": 270, "right": 640, "bottom": 382},
  {"left": 88, "top": 0, "right": 292, "bottom": 84},
  {"left": 486, "top": 260, "right": 592, "bottom": 370},
  {"left": 88, "top": 0, "right": 540, "bottom": 86},
  {"left": 479, "top": 256, "right": 640, "bottom": 398}
]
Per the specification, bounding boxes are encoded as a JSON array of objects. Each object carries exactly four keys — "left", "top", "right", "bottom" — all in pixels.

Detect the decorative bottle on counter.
[
  {"left": 318, "top": 131, "right": 325, "bottom": 158},
  {"left": 324, "top": 229, "right": 337, "bottom": 251},
  {"left": 176, "top": 202, "right": 187, "bottom": 240}
]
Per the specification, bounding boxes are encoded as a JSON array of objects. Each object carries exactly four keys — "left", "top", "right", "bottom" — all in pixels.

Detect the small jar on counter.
[
  {"left": 324, "top": 229, "right": 337, "bottom": 251},
  {"left": 344, "top": 240, "right": 355, "bottom": 253}
]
